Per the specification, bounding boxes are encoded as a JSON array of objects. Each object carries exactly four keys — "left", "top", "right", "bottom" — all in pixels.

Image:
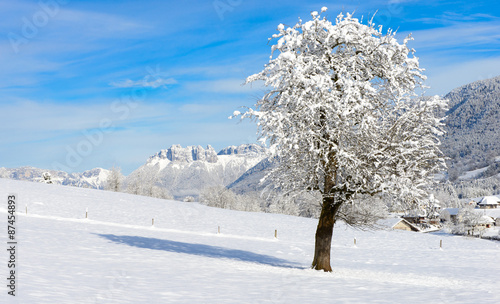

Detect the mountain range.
[
  {"left": 125, "top": 144, "right": 267, "bottom": 199},
  {"left": 0, "top": 166, "right": 110, "bottom": 189},
  {"left": 230, "top": 76, "right": 500, "bottom": 193},
  {"left": 0, "top": 144, "right": 267, "bottom": 199},
  {"left": 2, "top": 76, "right": 500, "bottom": 197},
  {"left": 441, "top": 76, "right": 500, "bottom": 180}
]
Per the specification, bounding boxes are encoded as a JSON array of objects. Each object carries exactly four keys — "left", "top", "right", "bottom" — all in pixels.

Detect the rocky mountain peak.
[
  {"left": 152, "top": 145, "right": 218, "bottom": 163},
  {"left": 217, "top": 144, "right": 266, "bottom": 156}
]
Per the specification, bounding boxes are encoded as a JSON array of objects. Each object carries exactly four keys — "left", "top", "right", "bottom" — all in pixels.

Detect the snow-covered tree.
[
  {"left": 338, "top": 195, "right": 388, "bottom": 227},
  {"left": 200, "top": 185, "right": 237, "bottom": 209},
  {"left": 201, "top": 186, "right": 263, "bottom": 212},
  {"left": 235, "top": 192, "right": 263, "bottom": 212},
  {"left": 266, "top": 193, "right": 301, "bottom": 216},
  {"left": 126, "top": 170, "right": 142, "bottom": 195},
  {"left": 105, "top": 167, "right": 123, "bottom": 192},
  {"left": 42, "top": 172, "right": 53, "bottom": 184},
  {"left": 431, "top": 181, "right": 460, "bottom": 208},
  {"left": 238, "top": 8, "right": 446, "bottom": 271},
  {"left": 183, "top": 196, "right": 195, "bottom": 202},
  {"left": 125, "top": 168, "right": 173, "bottom": 199},
  {"left": 453, "top": 205, "right": 483, "bottom": 236},
  {"left": 263, "top": 191, "right": 321, "bottom": 217},
  {"left": 150, "top": 186, "right": 174, "bottom": 200}
]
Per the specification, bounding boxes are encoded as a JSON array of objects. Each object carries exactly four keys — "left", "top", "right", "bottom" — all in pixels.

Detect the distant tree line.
[{"left": 104, "top": 166, "right": 173, "bottom": 200}]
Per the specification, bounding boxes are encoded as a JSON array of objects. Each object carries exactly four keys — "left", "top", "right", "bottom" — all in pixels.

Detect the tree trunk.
[{"left": 312, "top": 197, "right": 341, "bottom": 272}]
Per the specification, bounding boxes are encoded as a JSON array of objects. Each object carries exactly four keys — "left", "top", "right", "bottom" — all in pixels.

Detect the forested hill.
[{"left": 442, "top": 75, "right": 500, "bottom": 180}]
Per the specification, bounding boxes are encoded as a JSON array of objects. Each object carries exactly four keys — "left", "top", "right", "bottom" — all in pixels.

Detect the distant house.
[
  {"left": 482, "top": 208, "right": 500, "bottom": 227},
  {"left": 442, "top": 206, "right": 500, "bottom": 228},
  {"left": 478, "top": 216, "right": 495, "bottom": 229},
  {"left": 378, "top": 218, "right": 420, "bottom": 232},
  {"left": 477, "top": 196, "right": 500, "bottom": 209},
  {"left": 402, "top": 215, "right": 426, "bottom": 225},
  {"left": 440, "top": 208, "right": 460, "bottom": 223}
]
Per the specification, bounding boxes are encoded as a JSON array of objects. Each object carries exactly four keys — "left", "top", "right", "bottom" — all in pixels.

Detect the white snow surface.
[
  {"left": 1, "top": 178, "right": 499, "bottom": 303},
  {"left": 457, "top": 156, "right": 500, "bottom": 180},
  {"left": 458, "top": 166, "right": 489, "bottom": 180}
]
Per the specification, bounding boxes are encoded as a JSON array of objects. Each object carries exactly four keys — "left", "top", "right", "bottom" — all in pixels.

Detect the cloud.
[
  {"left": 0, "top": 97, "right": 255, "bottom": 174},
  {"left": 52, "top": 7, "right": 153, "bottom": 39},
  {"left": 423, "top": 57, "right": 500, "bottom": 95},
  {"left": 411, "top": 12, "right": 499, "bottom": 25},
  {"left": 405, "top": 21, "right": 500, "bottom": 52},
  {"left": 389, "top": 18, "right": 500, "bottom": 96},
  {"left": 110, "top": 78, "right": 177, "bottom": 89},
  {"left": 388, "top": 0, "right": 415, "bottom": 3},
  {"left": 184, "top": 78, "right": 265, "bottom": 94}
]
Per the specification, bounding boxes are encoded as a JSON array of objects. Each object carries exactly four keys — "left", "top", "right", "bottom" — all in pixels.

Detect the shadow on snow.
[{"left": 97, "top": 234, "right": 304, "bottom": 269}]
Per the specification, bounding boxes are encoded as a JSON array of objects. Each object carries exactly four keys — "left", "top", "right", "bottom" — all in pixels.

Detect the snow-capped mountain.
[
  {"left": 127, "top": 144, "right": 267, "bottom": 199},
  {"left": 229, "top": 76, "right": 500, "bottom": 191},
  {"left": 442, "top": 75, "right": 500, "bottom": 180},
  {"left": 0, "top": 166, "right": 110, "bottom": 189},
  {"left": 228, "top": 157, "right": 273, "bottom": 194}
]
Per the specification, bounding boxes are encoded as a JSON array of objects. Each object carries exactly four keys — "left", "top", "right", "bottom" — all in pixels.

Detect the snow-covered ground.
[
  {"left": 1, "top": 178, "right": 499, "bottom": 303},
  {"left": 458, "top": 166, "right": 489, "bottom": 180},
  {"left": 458, "top": 156, "right": 500, "bottom": 180}
]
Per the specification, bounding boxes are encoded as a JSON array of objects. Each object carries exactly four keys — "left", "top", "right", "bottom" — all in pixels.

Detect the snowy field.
[{"left": 1, "top": 178, "right": 499, "bottom": 303}]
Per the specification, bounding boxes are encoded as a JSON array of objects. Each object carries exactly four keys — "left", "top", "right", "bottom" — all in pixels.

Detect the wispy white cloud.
[
  {"left": 2, "top": 0, "right": 499, "bottom": 174},
  {"left": 0, "top": 97, "right": 253, "bottom": 173},
  {"left": 54, "top": 8, "right": 153, "bottom": 39},
  {"left": 388, "top": 0, "right": 415, "bottom": 4},
  {"left": 423, "top": 57, "right": 500, "bottom": 95},
  {"left": 401, "top": 21, "right": 500, "bottom": 52},
  {"left": 184, "top": 78, "right": 265, "bottom": 94},
  {"left": 110, "top": 78, "right": 177, "bottom": 89},
  {"left": 398, "top": 18, "right": 500, "bottom": 95},
  {"left": 411, "top": 11, "right": 500, "bottom": 25}
]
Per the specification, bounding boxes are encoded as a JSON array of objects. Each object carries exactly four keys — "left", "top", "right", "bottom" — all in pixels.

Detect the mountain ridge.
[
  {"left": 3, "top": 76, "right": 500, "bottom": 195},
  {"left": 126, "top": 143, "right": 268, "bottom": 199},
  {"left": 0, "top": 166, "right": 110, "bottom": 189},
  {"left": 441, "top": 75, "right": 500, "bottom": 179}
]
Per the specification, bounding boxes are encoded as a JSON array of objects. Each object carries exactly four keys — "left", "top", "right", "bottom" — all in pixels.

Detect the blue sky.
[{"left": 1, "top": 0, "right": 500, "bottom": 175}]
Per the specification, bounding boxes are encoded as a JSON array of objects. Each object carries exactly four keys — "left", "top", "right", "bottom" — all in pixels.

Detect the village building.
[
  {"left": 441, "top": 206, "right": 499, "bottom": 230},
  {"left": 402, "top": 215, "right": 425, "bottom": 225},
  {"left": 378, "top": 218, "right": 421, "bottom": 232},
  {"left": 440, "top": 208, "right": 460, "bottom": 223},
  {"left": 482, "top": 209, "right": 500, "bottom": 227},
  {"left": 478, "top": 215, "right": 495, "bottom": 229},
  {"left": 477, "top": 196, "right": 500, "bottom": 209}
]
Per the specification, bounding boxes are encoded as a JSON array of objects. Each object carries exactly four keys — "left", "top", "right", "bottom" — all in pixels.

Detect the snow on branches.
[{"left": 239, "top": 8, "right": 447, "bottom": 213}]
